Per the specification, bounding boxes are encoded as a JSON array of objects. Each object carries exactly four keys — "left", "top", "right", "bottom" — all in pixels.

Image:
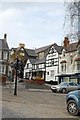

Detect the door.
[{"left": 67, "top": 82, "right": 78, "bottom": 92}]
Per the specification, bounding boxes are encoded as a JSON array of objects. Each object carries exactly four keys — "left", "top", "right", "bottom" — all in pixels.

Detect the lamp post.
[
  {"left": 14, "top": 56, "right": 19, "bottom": 95},
  {"left": 10, "top": 49, "right": 25, "bottom": 95}
]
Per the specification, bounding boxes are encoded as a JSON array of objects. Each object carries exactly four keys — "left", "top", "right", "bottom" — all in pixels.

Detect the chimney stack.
[
  {"left": 19, "top": 43, "right": 25, "bottom": 48},
  {"left": 4, "top": 33, "right": 7, "bottom": 41},
  {"left": 63, "top": 37, "right": 70, "bottom": 47}
]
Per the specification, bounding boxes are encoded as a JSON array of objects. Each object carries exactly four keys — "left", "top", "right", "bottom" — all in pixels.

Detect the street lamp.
[
  {"left": 14, "top": 56, "right": 19, "bottom": 95},
  {"left": 10, "top": 49, "right": 25, "bottom": 95}
]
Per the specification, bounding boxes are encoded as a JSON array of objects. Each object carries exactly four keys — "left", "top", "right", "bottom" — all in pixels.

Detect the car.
[
  {"left": 51, "top": 82, "right": 80, "bottom": 93},
  {"left": 66, "top": 90, "right": 80, "bottom": 116}
]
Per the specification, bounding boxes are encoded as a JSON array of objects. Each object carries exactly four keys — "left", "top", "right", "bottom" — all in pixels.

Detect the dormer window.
[{"left": 62, "top": 49, "right": 65, "bottom": 57}]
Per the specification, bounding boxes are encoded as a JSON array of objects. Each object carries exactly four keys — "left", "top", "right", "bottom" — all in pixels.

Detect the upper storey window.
[
  {"left": 0, "top": 51, "right": 2, "bottom": 59},
  {"left": 3, "top": 51, "right": 8, "bottom": 60},
  {"left": 38, "top": 52, "right": 44, "bottom": 59}
]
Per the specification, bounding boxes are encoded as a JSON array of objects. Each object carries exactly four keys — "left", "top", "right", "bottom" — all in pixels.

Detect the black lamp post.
[{"left": 14, "top": 57, "right": 19, "bottom": 95}]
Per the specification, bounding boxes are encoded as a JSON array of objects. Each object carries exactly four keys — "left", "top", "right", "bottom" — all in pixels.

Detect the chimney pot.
[{"left": 4, "top": 33, "right": 7, "bottom": 41}]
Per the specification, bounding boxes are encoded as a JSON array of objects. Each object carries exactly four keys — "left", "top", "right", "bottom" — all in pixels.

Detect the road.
[{"left": 1, "top": 87, "right": 80, "bottom": 119}]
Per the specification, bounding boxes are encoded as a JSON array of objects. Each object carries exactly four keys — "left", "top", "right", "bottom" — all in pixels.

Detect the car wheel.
[
  {"left": 51, "top": 89, "right": 57, "bottom": 93},
  {"left": 62, "top": 88, "right": 66, "bottom": 93},
  {"left": 67, "top": 100, "right": 79, "bottom": 116}
]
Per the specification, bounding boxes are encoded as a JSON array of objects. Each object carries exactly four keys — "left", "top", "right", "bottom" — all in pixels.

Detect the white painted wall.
[
  {"left": 24, "top": 59, "right": 32, "bottom": 78},
  {"left": 45, "top": 46, "right": 59, "bottom": 82},
  {"left": 46, "top": 66, "right": 58, "bottom": 82},
  {"left": 59, "top": 50, "right": 78, "bottom": 75}
]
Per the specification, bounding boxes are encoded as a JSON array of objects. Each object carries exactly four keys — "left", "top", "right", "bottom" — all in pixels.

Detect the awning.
[
  {"left": 56, "top": 74, "right": 73, "bottom": 77},
  {"left": 60, "top": 60, "right": 67, "bottom": 64},
  {"left": 56, "top": 73, "right": 80, "bottom": 78}
]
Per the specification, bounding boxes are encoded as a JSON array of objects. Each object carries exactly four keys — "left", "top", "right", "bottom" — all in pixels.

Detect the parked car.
[
  {"left": 51, "top": 82, "right": 80, "bottom": 93},
  {"left": 66, "top": 90, "right": 80, "bottom": 116}
]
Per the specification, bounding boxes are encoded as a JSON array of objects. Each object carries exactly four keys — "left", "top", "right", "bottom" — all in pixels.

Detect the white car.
[{"left": 51, "top": 82, "right": 80, "bottom": 93}]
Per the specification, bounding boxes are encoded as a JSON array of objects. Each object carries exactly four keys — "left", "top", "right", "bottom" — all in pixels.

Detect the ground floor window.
[
  {"left": 58, "top": 76, "right": 80, "bottom": 84},
  {"left": 50, "top": 70, "right": 54, "bottom": 77}
]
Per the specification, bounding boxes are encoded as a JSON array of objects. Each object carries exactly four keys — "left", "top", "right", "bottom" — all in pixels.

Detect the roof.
[
  {"left": 53, "top": 43, "right": 63, "bottom": 54},
  {"left": 26, "top": 49, "right": 36, "bottom": 57},
  {"left": 35, "top": 44, "right": 52, "bottom": 53},
  {"left": 65, "top": 42, "right": 78, "bottom": 52},
  {"left": 29, "top": 58, "right": 36, "bottom": 64},
  {"left": 11, "top": 47, "right": 36, "bottom": 57},
  {"left": 35, "top": 43, "right": 63, "bottom": 54},
  {"left": 35, "top": 58, "right": 45, "bottom": 64},
  {"left": 0, "top": 39, "right": 9, "bottom": 50}
]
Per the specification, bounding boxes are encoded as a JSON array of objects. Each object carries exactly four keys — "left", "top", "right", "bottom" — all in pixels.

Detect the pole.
[{"left": 14, "top": 58, "right": 18, "bottom": 95}]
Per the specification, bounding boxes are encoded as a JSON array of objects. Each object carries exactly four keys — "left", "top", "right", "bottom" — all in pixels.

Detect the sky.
[{"left": 0, "top": 1, "right": 65, "bottom": 49}]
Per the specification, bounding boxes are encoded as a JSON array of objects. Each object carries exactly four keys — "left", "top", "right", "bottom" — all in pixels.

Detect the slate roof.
[
  {"left": 11, "top": 47, "right": 36, "bottom": 57},
  {"left": 35, "top": 44, "right": 52, "bottom": 53},
  {"left": 35, "top": 43, "right": 63, "bottom": 54},
  {"left": 29, "top": 58, "right": 37, "bottom": 64},
  {"left": 0, "top": 39, "right": 9, "bottom": 50},
  {"left": 53, "top": 43, "right": 63, "bottom": 54},
  {"left": 35, "top": 58, "right": 45, "bottom": 64},
  {"left": 26, "top": 49, "right": 36, "bottom": 57}
]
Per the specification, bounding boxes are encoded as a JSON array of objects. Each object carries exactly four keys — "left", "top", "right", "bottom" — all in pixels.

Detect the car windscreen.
[{"left": 59, "top": 82, "right": 67, "bottom": 86}]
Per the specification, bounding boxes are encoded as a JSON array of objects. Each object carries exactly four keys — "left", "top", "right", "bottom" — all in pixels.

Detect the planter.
[
  {"left": 0, "top": 74, "right": 7, "bottom": 86},
  {"left": 26, "top": 79, "right": 44, "bottom": 85},
  {"left": 34, "top": 79, "right": 44, "bottom": 85}
]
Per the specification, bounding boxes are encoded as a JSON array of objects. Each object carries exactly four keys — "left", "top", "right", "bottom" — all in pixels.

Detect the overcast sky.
[{"left": 0, "top": 2, "right": 65, "bottom": 49}]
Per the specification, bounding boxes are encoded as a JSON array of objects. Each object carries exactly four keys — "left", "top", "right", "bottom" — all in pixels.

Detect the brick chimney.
[
  {"left": 63, "top": 37, "right": 70, "bottom": 47},
  {"left": 19, "top": 43, "right": 25, "bottom": 48},
  {"left": 4, "top": 33, "right": 7, "bottom": 41}
]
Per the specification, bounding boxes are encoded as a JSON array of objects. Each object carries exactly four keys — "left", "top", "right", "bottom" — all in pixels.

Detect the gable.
[
  {"left": 24, "top": 59, "right": 31, "bottom": 69},
  {"left": 48, "top": 45, "right": 57, "bottom": 54},
  {"left": 0, "top": 39, "right": 9, "bottom": 50},
  {"left": 46, "top": 45, "right": 58, "bottom": 59}
]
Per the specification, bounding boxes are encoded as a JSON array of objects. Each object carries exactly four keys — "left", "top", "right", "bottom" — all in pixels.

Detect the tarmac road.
[{"left": 1, "top": 87, "right": 80, "bottom": 119}]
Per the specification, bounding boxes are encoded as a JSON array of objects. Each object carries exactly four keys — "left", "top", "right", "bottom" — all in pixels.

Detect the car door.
[
  {"left": 67, "top": 82, "right": 78, "bottom": 92},
  {"left": 78, "top": 90, "right": 80, "bottom": 110}
]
